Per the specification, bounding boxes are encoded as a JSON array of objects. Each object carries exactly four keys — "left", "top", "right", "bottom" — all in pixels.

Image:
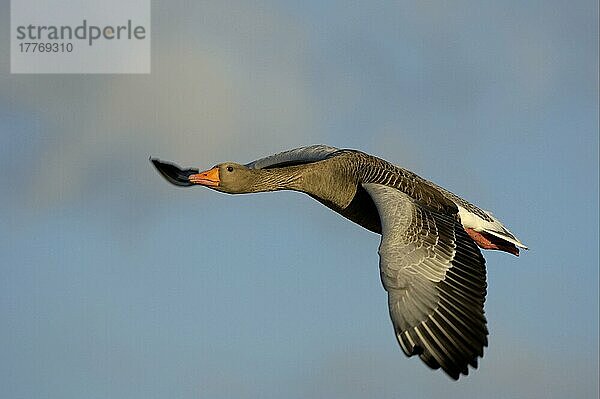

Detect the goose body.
[{"left": 151, "top": 145, "right": 526, "bottom": 380}]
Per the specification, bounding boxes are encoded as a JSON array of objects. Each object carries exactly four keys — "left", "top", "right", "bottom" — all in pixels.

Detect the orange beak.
[{"left": 189, "top": 167, "right": 220, "bottom": 187}]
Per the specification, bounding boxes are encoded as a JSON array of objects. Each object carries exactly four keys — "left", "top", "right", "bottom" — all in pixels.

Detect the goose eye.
[{"left": 226, "top": 166, "right": 234, "bottom": 172}]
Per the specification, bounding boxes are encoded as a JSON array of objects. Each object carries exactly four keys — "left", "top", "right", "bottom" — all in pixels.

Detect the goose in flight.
[{"left": 150, "top": 145, "right": 527, "bottom": 380}]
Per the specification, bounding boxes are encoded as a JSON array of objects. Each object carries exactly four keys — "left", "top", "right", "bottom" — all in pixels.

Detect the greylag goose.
[{"left": 150, "top": 145, "right": 527, "bottom": 380}]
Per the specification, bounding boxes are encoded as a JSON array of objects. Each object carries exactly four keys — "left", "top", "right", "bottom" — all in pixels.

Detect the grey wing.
[
  {"left": 245, "top": 145, "right": 340, "bottom": 169},
  {"left": 362, "top": 183, "right": 488, "bottom": 380}
]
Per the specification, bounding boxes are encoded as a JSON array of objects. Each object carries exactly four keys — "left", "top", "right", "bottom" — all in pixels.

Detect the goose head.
[{"left": 189, "top": 163, "right": 258, "bottom": 194}]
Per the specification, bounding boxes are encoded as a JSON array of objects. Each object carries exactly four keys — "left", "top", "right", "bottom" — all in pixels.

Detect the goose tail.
[{"left": 459, "top": 208, "right": 528, "bottom": 256}]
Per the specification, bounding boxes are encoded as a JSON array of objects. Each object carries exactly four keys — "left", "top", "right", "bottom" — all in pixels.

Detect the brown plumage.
[{"left": 151, "top": 145, "right": 527, "bottom": 380}]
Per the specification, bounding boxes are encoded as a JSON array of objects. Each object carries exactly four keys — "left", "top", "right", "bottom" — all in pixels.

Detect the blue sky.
[{"left": 1, "top": 1, "right": 598, "bottom": 398}]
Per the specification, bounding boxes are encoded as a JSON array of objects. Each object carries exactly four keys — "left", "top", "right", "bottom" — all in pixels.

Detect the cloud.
[
  {"left": 3, "top": 0, "right": 594, "bottom": 215},
  {"left": 0, "top": 1, "right": 325, "bottom": 213}
]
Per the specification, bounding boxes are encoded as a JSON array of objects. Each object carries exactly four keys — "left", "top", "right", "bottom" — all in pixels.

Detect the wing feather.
[
  {"left": 362, "top": 183, "right": 488, "bottom": 380},
  {"left": 245, "top": 145, "right": 340, "bottom": 170}
]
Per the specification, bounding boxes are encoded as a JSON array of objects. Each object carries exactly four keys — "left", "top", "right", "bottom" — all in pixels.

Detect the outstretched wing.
[
  {"left": 245, "top": 145, "right": 340, "bottom": 169},
  {"left": 362, "top": 183, "right": 488, "bottom": 380}
]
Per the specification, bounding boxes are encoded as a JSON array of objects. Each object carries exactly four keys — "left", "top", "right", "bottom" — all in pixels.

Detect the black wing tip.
[
  {"left": 399, "top": 329, "right": 486, "bottom": 381},
  {"left": 149, "top": 156, "right": 198, "bottom": 187},
  {"left": 149, "top": 156, "right": 167, "bottom": 168}
]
